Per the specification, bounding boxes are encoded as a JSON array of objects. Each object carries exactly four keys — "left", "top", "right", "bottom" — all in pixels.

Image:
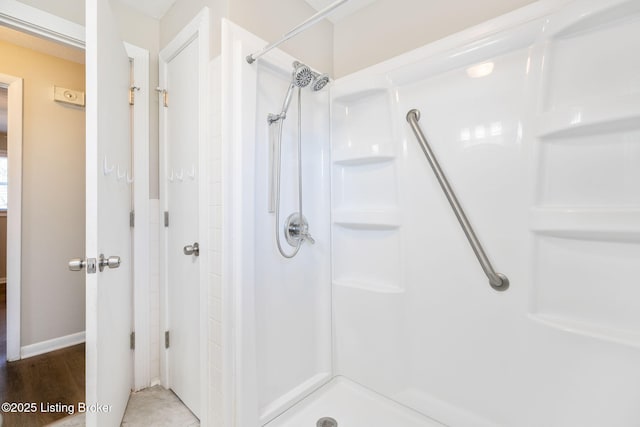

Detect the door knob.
[
  {"left": 68, "top": 258, "right": 86, "bottom": 271},
  {"left": 183, "top": 242, "right": 200, "bottom": 256},
  {"left": 98, "top": 254, "right": 121, "bottom": 272},
  {"left": 68, "top": 257, "right": 97, "bottom": 274}
]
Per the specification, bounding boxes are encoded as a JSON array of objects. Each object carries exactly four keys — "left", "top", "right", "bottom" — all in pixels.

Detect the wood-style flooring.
[{"left": 0, "top": 283, "right": 86, "bottom": 427}]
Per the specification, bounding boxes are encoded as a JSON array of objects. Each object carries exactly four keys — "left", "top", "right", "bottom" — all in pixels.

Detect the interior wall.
[
  {"left": 159, "top": 0, "right": 227, "bottom": 61},
  {"left": 14, "top": 0, "right": 84, "bottom": 25},
  {"left": 0, "top": 132, "right": 6, "bottom": 280},
  {"left": 16, "top": 0, "right": 162, "bottom": 198},
  {"left": 332, "top": 0, "right": 538, "bottom": 77},
  {"left": 109, "top": 0, "right": 161, "bottom": 198},
  {"left": 0, "top": 39, "right": 85, "bottom": 346},
  {"left": 227, "top": 0, "right": 333, "bottom": 74},
  {"left": 160, "top": 0, "right": 333, "bottom": 74}
]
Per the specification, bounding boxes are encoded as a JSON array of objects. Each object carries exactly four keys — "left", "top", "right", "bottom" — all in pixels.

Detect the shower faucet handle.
[
  {"left": 284, "top": 213, "right": 315, "bottom": 246},
  {"left": 301, "top": 229, "right": 315, "bottom": 245}
]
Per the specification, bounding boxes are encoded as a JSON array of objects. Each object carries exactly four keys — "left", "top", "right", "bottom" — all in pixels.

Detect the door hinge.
[
  {"left": 130, "top": 210, "right": 135, "bottom": 227},
  {"left": 164, "top": 211, "right": 169, "bottom": 227},
  {"left": 130, "top": 331, "right": 135, "bottom": 350},
  {"left": 155, "top": 87, "right": 168, "bottom": 108},
  {"left": 129, "top": 86, "right": 140, "bottom": 105},
  {"left": 164, "top": 331, "right": 170, "bottom": 349}
]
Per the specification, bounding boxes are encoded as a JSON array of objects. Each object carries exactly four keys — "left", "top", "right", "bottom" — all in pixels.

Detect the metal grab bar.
[{"left": 406, "top": 109, "right": 509, "bottom": 291}]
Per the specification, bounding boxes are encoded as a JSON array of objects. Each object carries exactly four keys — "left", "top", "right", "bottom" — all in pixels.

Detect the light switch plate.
[{"left": 54, "top": 86, "right": 85, "bottom": 107}]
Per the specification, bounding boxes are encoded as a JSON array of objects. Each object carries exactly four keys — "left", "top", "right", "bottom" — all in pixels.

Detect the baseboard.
[{"left": 20, "top": 331, "right": 85, "bottom": 359}]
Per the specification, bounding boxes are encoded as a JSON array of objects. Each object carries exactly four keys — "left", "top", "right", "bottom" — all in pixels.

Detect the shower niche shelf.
[
  {"left": 529, "top": 313, "right": 640, "bottom": 349},
  {"left": 333, "top": 279, "right": 403, "bottom": 294},
  {"left": 530, "top": 207, "right": 640, "bottom": 242},
  {"left": 536, "top": 128, "right": 640, "bottom": 207},
  {"left": 532, "top": 234, "right": 640, "bottom": 344},
  {"left": 332, "top": 226, "right": 402, "bottom": 294},
  {"left": 541, "top": 6, "right": 640, "bottom": 112},
  {"left": 333, "top": 209, "right": 400, "bottom": 229},
  {"left": 332, "top": 148, "right": 395, "bottom": 166},
  {"left": 537, "top": 94, "right": 640, "bottom": 139}
]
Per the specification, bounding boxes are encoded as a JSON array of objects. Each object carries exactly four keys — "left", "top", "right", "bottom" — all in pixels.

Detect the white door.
[
  {"left": 85, "top": 0, "right": 132, "bottom": 425},
  {"left": 162, "top": 37, "right": 201, "bottom": 417}
]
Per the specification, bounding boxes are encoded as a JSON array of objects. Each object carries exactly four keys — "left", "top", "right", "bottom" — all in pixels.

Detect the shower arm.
[
  {"left": 246, "top": 0, "right": 351, "bottom": 64},
  {"left": 406, "top": 109, "right": 509, "bottom": 292}
]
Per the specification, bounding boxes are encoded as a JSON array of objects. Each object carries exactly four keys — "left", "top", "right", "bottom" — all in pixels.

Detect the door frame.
[
  {"left": 0, "top": 0, "right": 152, "bottom": 388},
  {"left": 0, "top": 72, "right": 22, "bottom": 362},
  {"left": 158, "top": 7, "right": 209, "bottom": 423}
]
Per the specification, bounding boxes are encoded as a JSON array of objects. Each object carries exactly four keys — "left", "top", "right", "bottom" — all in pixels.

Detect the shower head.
[
  {"left": 311, "top": 73, "right": 330, "bottom": 91},
  {"left": 269, "top": 61, "right": 331, "bottom": 124},
  {"left": 292, "top": 61, "right": 313, "bottom": 88},
  {"left": 276, "top": 62, "right": 313, "bottom": 121}
]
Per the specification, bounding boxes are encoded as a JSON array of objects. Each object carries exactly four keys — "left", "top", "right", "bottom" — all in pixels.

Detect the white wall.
[
  {"left": 333, "top": 0, "right": 538, "bottom": 77},
  {"left": 15, "top": 0, "right": 84, "bottom": 24},
  {"left": 16, "top": 0, "right": 163, "bottom": 197},
  {"left": 109, "top": 0, "right": 161, "bottom": 198},
  {"left": 0, "top": 39, "right": 85, "bottom": 347},
  {"left": 160, "top": 0, "right": 333, "bottom": 73}
]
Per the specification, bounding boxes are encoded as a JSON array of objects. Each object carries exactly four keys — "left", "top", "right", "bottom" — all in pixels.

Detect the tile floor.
[{"left": 46, "top": 386, "right": 199, "bottom": 427}]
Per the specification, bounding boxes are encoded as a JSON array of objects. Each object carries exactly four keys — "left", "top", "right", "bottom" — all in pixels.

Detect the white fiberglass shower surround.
[{"left": 221, "top": 0, "right": 640, "bottom": 426}]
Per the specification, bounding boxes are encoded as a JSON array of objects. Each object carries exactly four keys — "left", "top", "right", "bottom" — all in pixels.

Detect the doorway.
[
  {"left": 0, "top": 26, "right": 87, "bottom": 426},
  {"left": 0, "top": 1, "right": 151, "bottom": 422}
]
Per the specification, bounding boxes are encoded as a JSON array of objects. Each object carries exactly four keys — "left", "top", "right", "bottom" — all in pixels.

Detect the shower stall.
[{"left": 220, "top": 0, "right": 640, "bottom": 425}]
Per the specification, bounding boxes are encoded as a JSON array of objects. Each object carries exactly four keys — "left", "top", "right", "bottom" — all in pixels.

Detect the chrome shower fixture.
[
  {"left": 311, "top": 73, "right": 330, "bottom": 92},
  {"left": 269, "top": 61, "right": 330, "bottom": 124}
]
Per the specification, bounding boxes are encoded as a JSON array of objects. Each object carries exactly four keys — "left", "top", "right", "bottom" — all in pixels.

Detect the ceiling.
[
  {"left": 303, "top": 0, "right": 377, "bottom": 23},
  {"left": 115, "top": 0, "right": 373, "bottom": 23},
  {"left": 0, "top": 87, "right": 7, "bottom": 134},
  {"left": 0, "top": 25, "right": 84, "bottom": 64},
  {"left": 118, "top": 0, "right": 179, "bottom": 19}
]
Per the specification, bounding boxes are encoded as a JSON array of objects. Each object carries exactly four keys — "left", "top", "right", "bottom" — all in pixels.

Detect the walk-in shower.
[
  {"left": 223, "top": 0, "right": 640, "bottom": 425},
  {"left": 268, "top": 61, "right": 330, "bottom": 258}
]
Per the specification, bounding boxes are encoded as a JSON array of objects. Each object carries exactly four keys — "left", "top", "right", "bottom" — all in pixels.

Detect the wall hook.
[
  {"left": 127, "top": 171, "right": 134, "bottom": 184},
  {"left": 187, "top": 165, "right": 196, "bottom": 180},
  {"left": 168, "top": 169, "right": 174, "bottom": 182},
  {"left": 103, "top": 157, "right": 115, "bottom": 176},
  {"left": 117, "top": 165, "right": 126, "bottom": 181},
  {"left": 176, "top": 168, "right": 184, "bottom": 181}
]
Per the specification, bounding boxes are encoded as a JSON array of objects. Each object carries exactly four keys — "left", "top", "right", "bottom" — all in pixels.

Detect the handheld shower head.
[
  {"left": 268, "top": 61, "right": 331, "bottom": 124},
  {"left": 274, "top": 62, "right": 313, "bottom": 122},
  {"left": 292, "top": 61, "right": 313, "bottom": 88}
]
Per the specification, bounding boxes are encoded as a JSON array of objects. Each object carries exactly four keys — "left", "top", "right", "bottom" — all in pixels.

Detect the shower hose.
[{"left": 271, "top": 87, "right": 304, "bottom": 258}]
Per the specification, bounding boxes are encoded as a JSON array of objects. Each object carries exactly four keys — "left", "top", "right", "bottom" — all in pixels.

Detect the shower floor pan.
[{"left": 265, "top": 376, "right": 444, "bottom": 427}]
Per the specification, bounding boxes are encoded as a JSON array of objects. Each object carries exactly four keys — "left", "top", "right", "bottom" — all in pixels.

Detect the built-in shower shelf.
[
  {"left": 530, "top": 207, "right": 640, "bottom": 241},
  {"left": 333, "top": 279, "right": 403, "bottom": 294},
  {"left": 529, "top": 313, "right": 640, "bottom": 349},
  {"left": 333, "top": 209, "right": 400, "bottom": 229},
  {"left": 537, "top": 94, "right": 640, "bottom": 139},
  {"left": 332, "top": 149, "right": 395, "bottom": 166}
]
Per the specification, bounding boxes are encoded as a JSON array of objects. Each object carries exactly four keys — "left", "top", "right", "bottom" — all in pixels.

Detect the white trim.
[
  {"left": 125, "top": 42, "right": 151, "bottom": 392},
  {"left": 0, "top": 73, "right": 23, "bottom": 362},
  {"left": 159, "top": 8, "right": 209, "bottom": 425},
  {"left": 21, "top": 331, "right": 86, "bottom": 359},
  {"left": 0, "top": 0, "right": 84, "bottom": 48}
]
